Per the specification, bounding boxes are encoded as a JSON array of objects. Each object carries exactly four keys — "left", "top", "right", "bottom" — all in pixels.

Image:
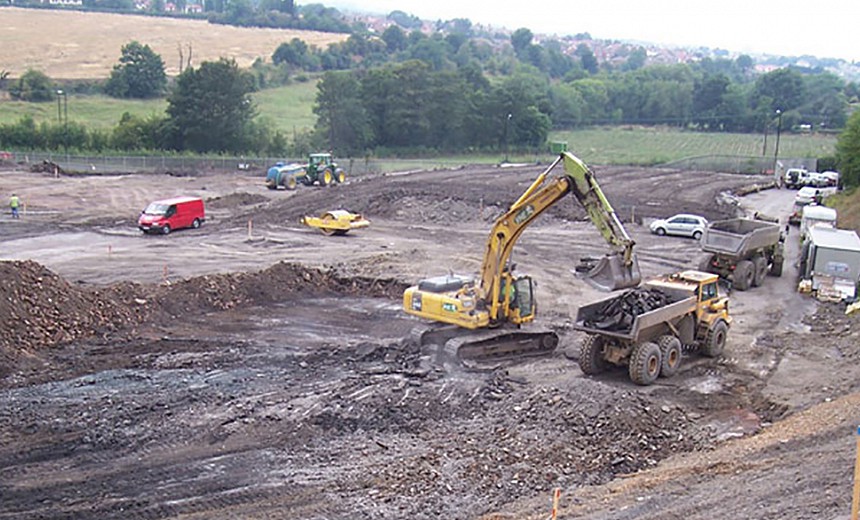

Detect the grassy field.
[
  {"left": 549, "top": 127, "right": 838, "bottom": 165},
  {"left": 827, "top": 187, "right": 860, "bottom": 234},
  {"left": 0, "top": 80, "right": 839, "bottom": 166},
  {"left": 0, "top": 82, "right": 318, "bottom": 133},
  {"left": 252, "top": 81, "right": 320, "bottom": 136}
]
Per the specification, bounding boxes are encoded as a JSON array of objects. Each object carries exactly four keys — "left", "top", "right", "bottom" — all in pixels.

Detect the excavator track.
[{"left": 413, "top": 325, "right": 559, "bottom": 369}]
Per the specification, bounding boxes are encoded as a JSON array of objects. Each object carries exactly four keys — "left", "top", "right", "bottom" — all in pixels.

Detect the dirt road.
[{"left": 0, "top": 161, "right": 857, "bottom": 519}]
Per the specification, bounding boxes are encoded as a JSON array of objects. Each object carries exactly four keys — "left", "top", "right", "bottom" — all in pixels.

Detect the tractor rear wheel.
[
  {"left": 335, "top": 168, "right": 346, "bottom": 183},
  {"left": 318, "top": 168, "right": 333, "bottom": 187}
]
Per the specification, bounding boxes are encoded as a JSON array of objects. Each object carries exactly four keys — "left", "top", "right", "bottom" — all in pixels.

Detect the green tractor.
[{"left": 265, "top": 153, "right": 346, "bottom": 190}]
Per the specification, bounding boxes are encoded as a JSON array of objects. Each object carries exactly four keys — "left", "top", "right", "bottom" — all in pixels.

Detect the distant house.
[
  {"left": 185, "top": 3, "right": 202, "bottom": 13},
  {"left": 46, "top": 0, "right": 83, "bottom": 5}
]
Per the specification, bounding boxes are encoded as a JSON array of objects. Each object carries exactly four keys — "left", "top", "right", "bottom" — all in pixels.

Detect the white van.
[
  {"left": 784, "top": 168, "right": 810, "bottom": 189},
  {"left": 800, "top": 205, "right": 837, "bottom": 241}
]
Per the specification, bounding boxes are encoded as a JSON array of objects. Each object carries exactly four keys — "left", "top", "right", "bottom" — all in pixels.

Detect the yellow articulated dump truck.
[{"left": 575, "top": 270, "right": 731, "bottom": 385}]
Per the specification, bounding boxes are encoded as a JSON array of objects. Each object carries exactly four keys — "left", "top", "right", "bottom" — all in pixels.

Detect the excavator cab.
[{"left": 512, "top": 276, "right": 535, "bottom": 320}]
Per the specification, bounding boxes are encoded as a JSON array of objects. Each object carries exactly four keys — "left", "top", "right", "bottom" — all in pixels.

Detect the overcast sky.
[{"left": 315, "top": 1, "right": 859, "bottom": 62}]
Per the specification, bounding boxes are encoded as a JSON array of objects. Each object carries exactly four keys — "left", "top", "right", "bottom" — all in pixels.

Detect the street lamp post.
[
  {"left": 56, "top": 89, "right": 68, "bottom": 154},
  {"left": 773, "top": 109, "right": 783, "bottom": 175},
  {"left": 504, "top": 113, "right": 512, "bottom": 163},
  {"left": 56, "top": 89, "right": 63, "bottom": 125}
]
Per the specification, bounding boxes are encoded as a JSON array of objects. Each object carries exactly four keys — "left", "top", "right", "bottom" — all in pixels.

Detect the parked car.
[
  {"left": 784, "top": 168, "right": 811, "bottom": 189},
  {"left": 138, "top": 196, "right": 205, "bottom": 235},
  {"left": 649, "top": 214, "right": 708, "bottom": 239},
  {"left": 820, "top": 170, "right": 840, "bottom": 187},
  {"left": 795, "top": 186, "right": 822, "bottom": 205}
]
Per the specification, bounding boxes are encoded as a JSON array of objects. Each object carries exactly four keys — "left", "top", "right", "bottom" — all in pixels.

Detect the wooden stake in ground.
[
  {"left": 853, "top": 426, "right": 860, "bottom": 520},
  {"left": 548, "top": 488, "right": 560, "bottom": 520}
]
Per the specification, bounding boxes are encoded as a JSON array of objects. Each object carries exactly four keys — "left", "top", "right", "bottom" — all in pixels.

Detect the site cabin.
[
  {"left": 799, "top": 226, "right": 860, "bottom": 301},
  {"left": 138, "top": 196, "right": 205, "bottom": 235},
  {"left": 800, "top": 205, "right": 837, "bottom": 242}
]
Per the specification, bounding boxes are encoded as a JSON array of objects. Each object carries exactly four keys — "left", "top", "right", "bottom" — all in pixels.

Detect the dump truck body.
[
  {"left": 698, "top": 218, "right": 784, "bottom": 290},
  {"left": 575, "top": 289, "right": 696, "bottom": 344}
]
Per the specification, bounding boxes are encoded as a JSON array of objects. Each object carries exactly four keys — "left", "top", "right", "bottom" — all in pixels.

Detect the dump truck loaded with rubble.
[{"left": 575, "top": 270, "right": 731, "bottom": 385}]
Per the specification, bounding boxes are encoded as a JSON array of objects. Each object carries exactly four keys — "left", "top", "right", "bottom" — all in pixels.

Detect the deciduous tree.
[
  {"left": 165, "top": 58, "right": 257, "bottom": 153},
  {"left": 11, "top": 69, "right": 53, "bottom": 102},
  {"left": 105, "top": 41, "right": 167, "bottom": 99},
  {"left": 836, "top": 110, "right": 860, "bottom": 188}
]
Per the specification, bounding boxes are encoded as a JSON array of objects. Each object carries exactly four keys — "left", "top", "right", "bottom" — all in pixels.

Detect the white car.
[
  {"left": 795, "top": 186, "right": 821, "bottom": 205},
  {"left": 649, "top": 214, "right": 708, "bottom": 239}
]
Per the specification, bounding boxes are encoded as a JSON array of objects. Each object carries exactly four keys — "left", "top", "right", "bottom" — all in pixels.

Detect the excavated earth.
[{"left": 0, "top": 159, "right": 858, "bottom": 520}]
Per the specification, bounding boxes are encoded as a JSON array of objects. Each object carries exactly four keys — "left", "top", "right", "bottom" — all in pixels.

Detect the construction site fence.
[
  {"left": 4, "top": 151, "right": 810, "bottom": 177},
  {"left": 4, "top": 151, "right": 509, "bottom": 176},
  {"left": 661, "top": 154, "right": 817, "bottom": 175}
]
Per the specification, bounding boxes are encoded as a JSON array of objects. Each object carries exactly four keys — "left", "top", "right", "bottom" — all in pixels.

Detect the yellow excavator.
[{"left": 403, "top": 151, "right": 642, "bottom": 366}]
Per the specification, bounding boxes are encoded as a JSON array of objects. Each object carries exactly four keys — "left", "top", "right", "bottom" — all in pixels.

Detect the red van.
[{"left": 138, "top": 196, "right": 205, "bottom": 235}]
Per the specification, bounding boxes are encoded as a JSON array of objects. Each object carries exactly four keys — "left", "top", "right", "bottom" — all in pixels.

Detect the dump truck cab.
[{"left": 646, "top": 270, "right": 729, "bottom": 331}]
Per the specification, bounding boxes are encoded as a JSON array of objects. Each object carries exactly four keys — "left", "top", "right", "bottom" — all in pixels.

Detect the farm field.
[
  {"left": 550, "top": 126, "right": 838, "bottom": 165},
  {"left": 0, "top": 7, "right": 347, "bottom": 79}
]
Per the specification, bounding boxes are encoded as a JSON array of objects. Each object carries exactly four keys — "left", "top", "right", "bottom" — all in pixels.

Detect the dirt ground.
[{"left": 0, "top": 158, "right": 858, "bottom": 520}]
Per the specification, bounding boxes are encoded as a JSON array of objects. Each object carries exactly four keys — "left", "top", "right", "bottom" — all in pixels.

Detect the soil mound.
[
  {"left": 0, "top": 260, "right": 406, "bottom": 373},
  {"left": 0, "top": 260, "right": 150, "bottom": 368}
]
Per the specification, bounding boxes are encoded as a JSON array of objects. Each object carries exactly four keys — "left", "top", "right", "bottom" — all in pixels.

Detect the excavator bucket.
[{"left": 577, "top": 253, "right": 642, "bottom": 291}]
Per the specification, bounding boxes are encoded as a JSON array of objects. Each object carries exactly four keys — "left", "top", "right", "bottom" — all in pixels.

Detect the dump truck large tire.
[
  {"left": 578, "top": 335, "right": 607, "bottom": 375},
  {"left": 752, "top": 256, "right": 768, "bottom": 287},
  {"left": 697, "top": 254, "right": 714, "bottom": 273},
  {"left": 702, "top": 320, "right": 728, "bottom": 358},
  {"left": 657, "top": 335, "right": 682, "bottom": 378},
  {"left": 769, "top": 255, "right": 784, "bottom": 277},
  {"left": 629, "top": 342, "right": 661, "bottom": 386},
  {"left": 733, "top": 260, "right": 754, "bottom": 291}
]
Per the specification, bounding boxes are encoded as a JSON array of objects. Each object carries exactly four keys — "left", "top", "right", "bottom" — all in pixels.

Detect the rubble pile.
[
  {"left": 29, "top": 160, "right": 63, "bottom": 174},
  {"left": 0, "top": 260, "right": 150, "bottom": 364},
  {"left": 0, "top": 260, "right": 406, "bottom": 365},
  {"left": 583, "top": 287, "right": 672, "bottom": 332}
]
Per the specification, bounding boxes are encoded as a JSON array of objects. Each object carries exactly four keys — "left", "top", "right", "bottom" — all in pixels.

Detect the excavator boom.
[{"left": 403, "top": 150, "right": 641, "bottom": 367}]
